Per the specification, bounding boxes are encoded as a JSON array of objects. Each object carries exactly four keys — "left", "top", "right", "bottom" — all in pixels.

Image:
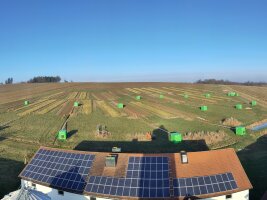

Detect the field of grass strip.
[
  {"left": 130, "top": 102, "right": 175, "bottom": 118},
  {"left": 67, "top": 92, "right": 78, "bottom": 100},
  {"left": 96, "top": 100, "right": 121, "bottom": 117},
  {"left": 36, "top": 99, "right": 67, "bottom": 114},
  {"left": 162, "top": 87, "right": 217, "bottom": 103},
  {"left": 125, "top": 88, "right": 141, "bottom": 94},
  {"left": 81, "top": 100, "right": 92, "bottom": 114},
  {"left": 79, "top": 92, "right": 87, "bottom": 100},
  {"left": 18, "top": 99, "right": 56, "bottom": 116}
]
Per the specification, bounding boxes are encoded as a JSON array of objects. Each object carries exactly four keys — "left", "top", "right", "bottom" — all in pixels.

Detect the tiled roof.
[{"left": 19, "top": 147, "right": 252, "bottom": 199}]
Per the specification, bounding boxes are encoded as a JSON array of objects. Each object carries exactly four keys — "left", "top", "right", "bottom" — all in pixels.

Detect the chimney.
[
  {"left": 105, "top": 154, "right": 118, "bottom": 167},
  {"left": 180, "top": 151, "right": 188, "bottom": 164}
]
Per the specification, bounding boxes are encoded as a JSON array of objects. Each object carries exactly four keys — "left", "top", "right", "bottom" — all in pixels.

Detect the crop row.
[
  {"left": 36, "top": 99, "right": 66, "bottom": 114},
  {"left": 81, "top": 100, "right": 92, "bottom": 114},
  {"left": 96, "top": 100, "right": 121, "bottom": 117},
  {"left": 67, "top": 92, "right": 78, "bottom": 100},
  {"left": 78, "top": 92, "right": 88, "bottom": 100},
  {"left": 18, "top": 99, "right": 56, "bottom": 116},
  {"left": 130, "top": 102, "right": 175, "bottom": 119},
  {"left": 125, "top": 88, "right": 141, "bottom": 94}
]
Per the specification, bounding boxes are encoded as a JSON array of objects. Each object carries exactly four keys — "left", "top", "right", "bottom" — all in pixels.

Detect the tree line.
[
  {"left": 1, "top": 76, "right": 63, "bottom": 84},
  {"left": 5, "top": 77, "right": 13, "bottom": 84},
  {"left": 195, "top": 79, "right": 267, "bottom": 86},
  {"left": 27, "top": 76, "right": 61, "bottom": 83}
]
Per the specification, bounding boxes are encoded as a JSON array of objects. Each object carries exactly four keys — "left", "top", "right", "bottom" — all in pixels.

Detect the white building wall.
[
  {"left": 204, "top": 190, "right": 249, "bottom": 200},
  {"left": 22, "top": 180, "right": 249, "bottom": 200},
  {"left": 22, "top": 180, "right": 111, "bottom": 200}
]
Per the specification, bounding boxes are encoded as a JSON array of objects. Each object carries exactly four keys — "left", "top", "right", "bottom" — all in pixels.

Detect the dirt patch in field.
[
  {"left": 101, "top": 91, "right": 119, "bottom": 100},
  {"left": 96, "top": 100, "right": 121, "bottom": 117},
  {"left": 57, "top": 100, "right": 74, "bottom": 116},
  {"left": 123, "top": 104, "right": 150, "bottom": 119},
  {"left": 221, "top": 117, "right": 242, "bottom": 127},
  {"left": 183, "top": 130, "right": 228, "bottom": 145}
]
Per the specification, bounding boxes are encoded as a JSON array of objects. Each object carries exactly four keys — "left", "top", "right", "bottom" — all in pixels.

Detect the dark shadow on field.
[
  {"left": 67, "top": 129, "right": 78, "bottom": 139},
  {"left": 0, "top": 136, "right": 7, "bottom": 142},
  {"left": 0, "top": 157, "right": 24, "bottom": 199},
  {"left": 74, "top": 125, "right": 209, "bottom": 153},
  {"left": 0, "top": 125, "right": 10, "bottom": 132},
  {"left": 237, "top": 135, "right": 267, "bottom": 200},
  {"left": 230, "top": 127, "right": 236, "bottom": 133}
]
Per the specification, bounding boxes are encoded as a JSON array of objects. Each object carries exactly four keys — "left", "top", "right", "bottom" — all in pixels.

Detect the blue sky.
[{"left": 0, "top": 0, "right": 266, "bottom": 83}]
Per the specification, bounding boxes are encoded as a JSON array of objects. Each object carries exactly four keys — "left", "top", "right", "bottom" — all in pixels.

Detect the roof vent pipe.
[{"left": 180, "top": 151, "right": 188, "bottom": 164}]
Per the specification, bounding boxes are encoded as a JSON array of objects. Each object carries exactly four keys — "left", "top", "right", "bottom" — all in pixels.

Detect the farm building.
[
  {"left": 159, "top": 94, "right": 164, "bottom": 99},
  {"left": 24, "top": 100, "right": 29, "bottom": 106},
  {"left": 236, "top": 104, "right": 243, "bottom": 110},
  {"left": 200, "top": 105, "right": 208, "bottom": 111},
  {"left": 117, "top": 103, "right": 124, "bottom": 109},
  {"left": 169, "top": 132, "right": 182, "bottom": 143},
  {"left": 235, "top": 126, "right": 246, "bottom": 136},
  {"left": 4, "top": 147, "right": 252, "bottom": 200},
  {"left": 74, "top": 102, "right": 79, "bottom": 107}
]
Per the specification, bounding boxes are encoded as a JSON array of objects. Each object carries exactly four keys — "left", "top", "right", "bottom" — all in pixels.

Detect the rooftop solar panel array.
[
  {"left": 20, "top": 148, "right": 241, "bottom": 199},
  {"left": 20, "top": 149, "right": 95, "bottom": 193},
  {"left": 173, "top": 172, "right": 238, "bottom": 197},
  {"left": 85, "top": 156, "right": 171, "bottom": 198}
]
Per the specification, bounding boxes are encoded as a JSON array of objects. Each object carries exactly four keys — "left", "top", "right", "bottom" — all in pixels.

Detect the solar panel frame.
[
  {"left": 84, "top": 156, "right": 171, "bottom": 198},
  {"left": 19, "top": 148, "right": 95, "bottom": 194},
  {"left": 173, "top": 172, "right": 238, "bottom": 198}
]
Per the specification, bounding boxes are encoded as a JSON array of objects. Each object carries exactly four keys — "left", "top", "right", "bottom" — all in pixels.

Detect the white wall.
[
  {"left": 204, "top": 190, "right": 249, "bottom": 200},
  {"left": 22, "top": 180, "right": 111, "bottom": 200},
  {"left": 22, "top": 180, "right": 249, "bottom": 200}
]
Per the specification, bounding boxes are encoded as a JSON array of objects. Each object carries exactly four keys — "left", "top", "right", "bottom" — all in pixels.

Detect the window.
[
  {"left": 58, "top": 190, "right": 64, "bottom": 196},
  {"left": 90, "top": 197, "right": 96, "bottom": 200},
  {"left": 226, "top": 194, "right": 232, "bottom": 199}
]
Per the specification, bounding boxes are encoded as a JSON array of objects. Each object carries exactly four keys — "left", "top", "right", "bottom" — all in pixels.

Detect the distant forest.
[
  {"left": 27, "top": 76, "right": 61, "bottom": 83},
  {"left": 195, "top": 79, "right": 267, "bottom": 86}
]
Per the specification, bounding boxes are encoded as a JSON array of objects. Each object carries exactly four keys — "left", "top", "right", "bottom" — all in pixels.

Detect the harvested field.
[
  {"left": 183, "top": 130, "right": 228, "bottom": 145},
  {"left": 67, "top": 92, "right": 78, "bottom": 100},
  {"left": 57, "top": 100, "right": 74, "bottom": 116},
  {"left": 226, "top": 85, "right": 267, "bottom": 108},
  {"left": 130, "top": 102, "right": 175, "bottom": 118},
  {"left": 78, "top": 92, "right": 88, "bottom": 100},
  {"left": 121, "top": 103, "right": 149, "bottom": 119},
  {"left": 100, "top": 91, "right": 118, "bottom": 100},
  {"left": 125, "top": 88, "right": 141, "bottom": 94},
  {"left": 81, "top": 100, "right": 92, "bottom": 114},
  {"left": 0, "top": 82, "right": 267, "bottom": 200},
  {"left": 18, "top": 99, "right": 56, "bottom": 116},
  {"left": 221, "top": 117, "right": 242, "bottom": 127},
  {"left": 36, "top": 99, "right": 66, "bottom": 114},
  {"left": 162, "top": 87, "right": 217, "bottom": 103},
  {"left": 96, "top": 100, "right": 121, "bottom": 117},
  {"left": 144, "top": 101, "right": 194, "bottom": 120},
  {"left": 91, "top": 93, "right": 102, "bottom": 100}
]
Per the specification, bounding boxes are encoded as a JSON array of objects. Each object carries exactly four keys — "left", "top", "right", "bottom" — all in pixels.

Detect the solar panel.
[
  {"left": 85, "top": 156, "right": 171, "bottom": 198},
  {"left": 173, "top": 172, "right": 238, "bottom": 197},
  {"left": 20, "top": 148, "right": 95, "bottom": 193}
]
